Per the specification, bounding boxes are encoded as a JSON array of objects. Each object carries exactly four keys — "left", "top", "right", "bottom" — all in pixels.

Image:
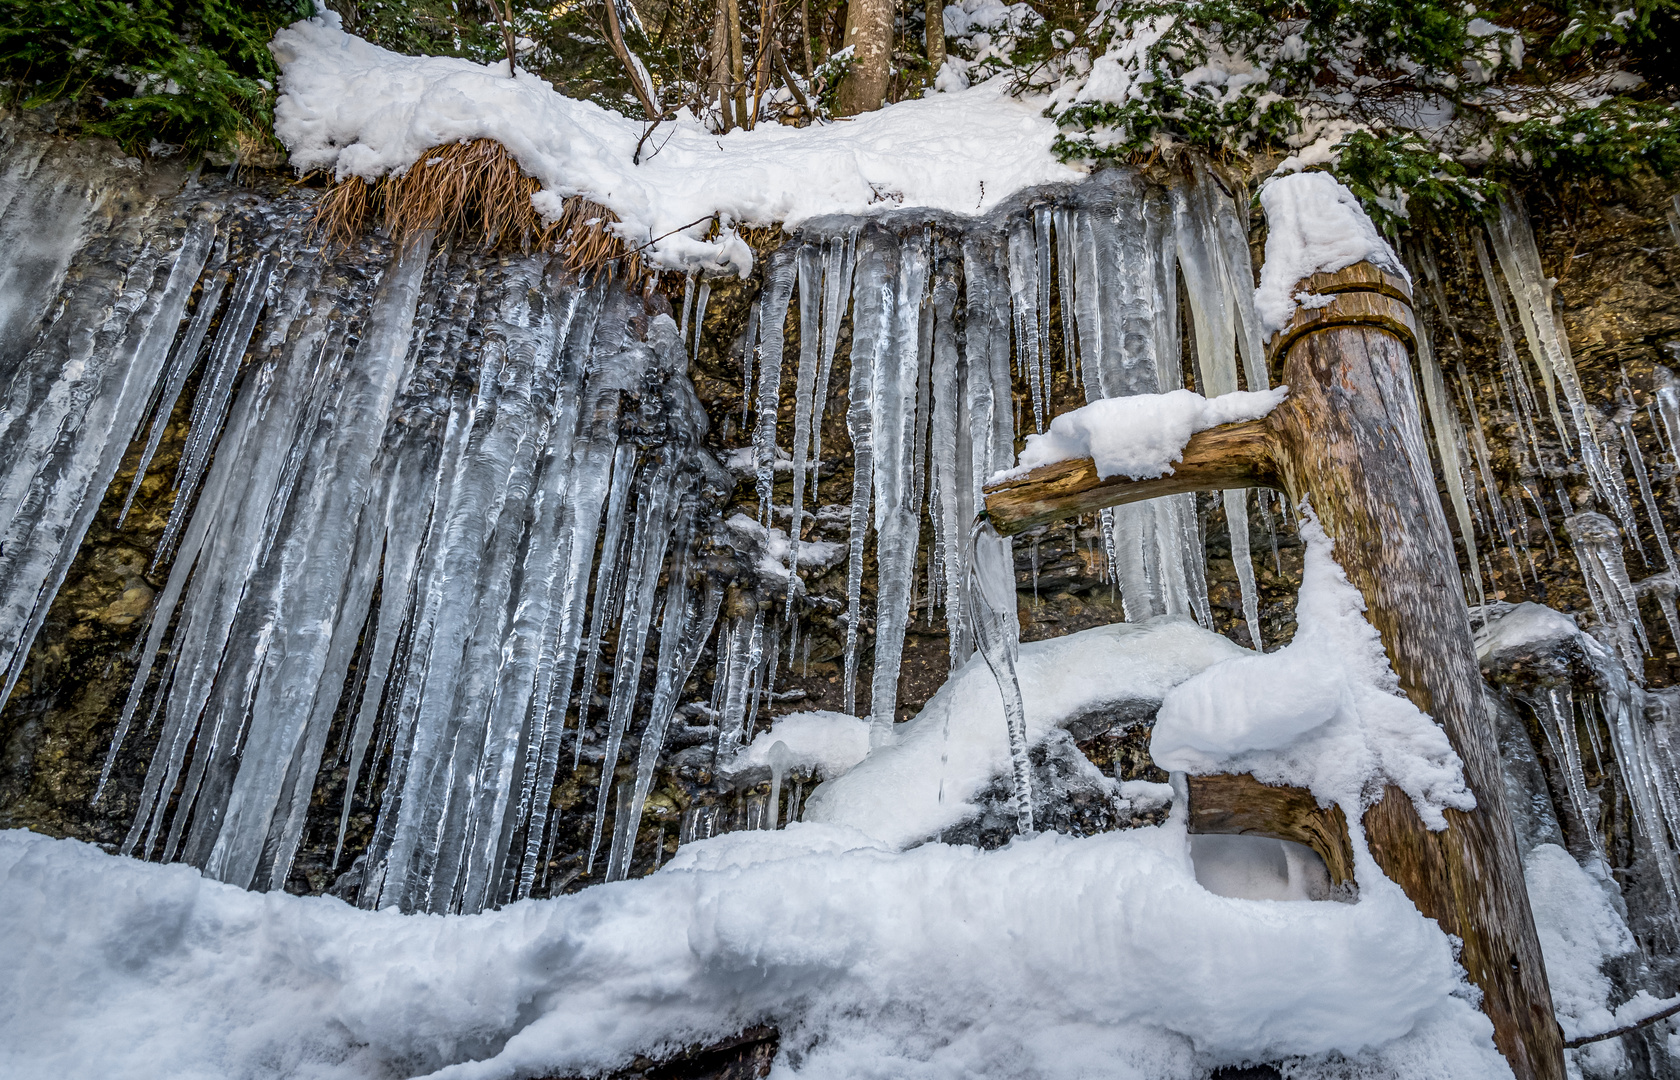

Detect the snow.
[
  {"left": 1000, "top": 386, "right": 1289, "bottom": 481},
  {"left": 1190, "top": 834, "right": 1333, "bottom": 902},
  {"left": 1474, "top": 600, "right": 1582, "bottom": 659},
  {"left": 724, "top": 711, "right": 871, "bottom": 780},
  {"left": 724, "top": 513, "right": 844, "bottom": 580},
  {"left": 1151, "top": 508, "right": 1475, "bottom": 829},
  {"left": 0, "top": 823, "right": 1513, "bottom": 1080},
  {"left": 804, "top": 616, "right": 1248, "bottom": 847},
  {"left": 1253, "top": 171, "right": 1409, "bottom": 337},
  {"left": 271, "top": 10, "right": 1083, "bottom": 276}
]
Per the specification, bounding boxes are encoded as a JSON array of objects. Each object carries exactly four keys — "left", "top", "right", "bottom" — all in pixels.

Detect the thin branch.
[{"left": 1563, "top": 997, "right": 1680, "bottom": 1049}]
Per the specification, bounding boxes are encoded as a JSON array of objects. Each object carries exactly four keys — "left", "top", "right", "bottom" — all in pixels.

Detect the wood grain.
[
  {"left": 981, "top": 420, "right": 1281, "bottom": 536},
  {"left": 1185, "top": 773, "right": 1356, "bottom": 888}
]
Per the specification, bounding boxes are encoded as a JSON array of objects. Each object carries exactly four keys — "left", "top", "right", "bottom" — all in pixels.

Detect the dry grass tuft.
[{"left": 313, "top": 138, "right": 653, "bottom": 288}]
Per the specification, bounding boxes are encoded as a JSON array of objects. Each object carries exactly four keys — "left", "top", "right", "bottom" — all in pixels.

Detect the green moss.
[{"left": 0, "top": 0, "right": 311, "bottom": 155}]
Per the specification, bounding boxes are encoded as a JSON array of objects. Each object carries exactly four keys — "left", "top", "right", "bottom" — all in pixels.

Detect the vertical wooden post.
[
  {"left": 1267, "top": 270, "right": 1564, "bottom": 1080},
  {"left": 982, "top": 262, "right": 1566, "bottom": 1080}
]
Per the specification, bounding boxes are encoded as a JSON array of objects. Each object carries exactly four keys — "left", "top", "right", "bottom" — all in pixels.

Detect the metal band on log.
[{"left": 982, "top": 262, "right": 1566, "bottom": 1080}]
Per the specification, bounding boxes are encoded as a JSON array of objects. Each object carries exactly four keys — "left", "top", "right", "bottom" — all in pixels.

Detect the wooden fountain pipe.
[{"left": 983, "top": 261, "right": 1566, "bottom": 1080}]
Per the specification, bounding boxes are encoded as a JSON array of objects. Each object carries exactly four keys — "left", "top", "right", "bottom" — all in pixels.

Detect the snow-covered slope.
[
  {"left": 0, "top": 821, "right": 1511, "bottom": 1080},
  {"left": 271, "top": 10, "right": 1083, "bottom": 275}
]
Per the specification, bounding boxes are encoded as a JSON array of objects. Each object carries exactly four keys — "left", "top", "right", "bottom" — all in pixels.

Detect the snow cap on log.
[{"left": 1254, "top": 172, "right": 1408, "bottom": 337}]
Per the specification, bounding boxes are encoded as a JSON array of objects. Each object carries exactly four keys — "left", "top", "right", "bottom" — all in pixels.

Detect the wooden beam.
[
  {"left": 982, "top": 419, "right": 1281, "bottom": 536},
  {"left": 980, "top": 262, "right": 1566, "bottom": 1080},
  {"left": 1186, "top": 773, "right": 1356, "bottom": 889}
]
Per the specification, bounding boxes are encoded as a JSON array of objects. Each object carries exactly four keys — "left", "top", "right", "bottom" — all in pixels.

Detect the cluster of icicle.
[
  {"left": 751, "top": 168, "right": 1278, "bottom": 765},
  {"left": 0, "top": 147, "right": 1301, "bottom": 906},
  {"left": 1409, "top": 191, "right": 1680, "bottom": 908},
  {"left": 1412, "top": 192, "right": 1680, "bottom": 673},
  {"left": 93, "top": 222, "right": 736, "bottom": 912},
  {"left": 1489, "top": 611, "right": 1680, "bottom": 911}
]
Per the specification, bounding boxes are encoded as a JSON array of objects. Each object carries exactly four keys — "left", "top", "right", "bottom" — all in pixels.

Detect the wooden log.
[
  {"left": 982, "top": 420, "right": 1281, "bottom": 537},
  {"left": 981, "top": 264, "right": 1566, "bottom": 1080},
  {"left": 1186, "top": 773, "right": 1356, "bottom": 888}
]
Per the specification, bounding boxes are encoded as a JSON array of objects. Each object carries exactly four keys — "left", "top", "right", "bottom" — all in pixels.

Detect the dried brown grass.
[{"left": 313, "top": 138, "right": 652, "bottom": 288}]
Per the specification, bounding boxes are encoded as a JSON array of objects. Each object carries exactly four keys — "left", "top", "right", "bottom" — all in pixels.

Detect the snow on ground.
[
  {"left": 1253, "top": 171, "right": 1409, "bottom": 336},
  {"left": 725, "top": 711, "right": 872, "bottom": 780},
  {"left": 0, "top": 520, "right": 1559, "bottom": 1080},
  {"left": 271, "top": 10, "right": 1083, "bottom": 275},
  {"left": 1000, "top": 386, "right": 1289, "bottom": 481},
  {"left": 1152, "top": 509, "right": 1474, "bottom": 829},
  {"left": 803, "top": 616, "right": 1246, "bottom": 847},
  {"left": 0, "top": 820, "right": 1512, "bottom": 1080}
]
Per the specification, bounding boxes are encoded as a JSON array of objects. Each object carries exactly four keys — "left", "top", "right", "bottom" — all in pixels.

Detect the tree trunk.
[
  {"left": 801, "top": 0, "right": 814, "bottom": 75},
  {"left": 835, "top": 0, "right": 894, "bottom": 116},
  {"left": 602, "top": 0, "right": 660, "bottom": 117},
  {"left": 750, "top": 0, "right": 778, "bottom": 127},
  {"left": 981, "top": 262, "right": 1566, "bottom": 1080},
  {"left": 925, "top": 0, "right": 945, "bottom": 73},
  {"left": 707, "top": 1, "right": 733, "bottom": 129},
  {"left": 726, "top": 0, "right": 748, "bottom": 127}
]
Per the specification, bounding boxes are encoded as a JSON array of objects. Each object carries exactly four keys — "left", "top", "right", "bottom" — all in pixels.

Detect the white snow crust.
[
  {"left": 804, "top": 616, "right": 1246, "bottom": 847},
  {"left": 0, "top": 823, "right": 1512, "bottom": 1080},
  {"left": 1151, "top": 509, "right": 1475, "bottom": 829},
  {"left": 271, "top": 11, "right": 1082, "bottom": 275},
  {"left": 725, "top": 710, "right": 871, "bottom": 780},
  {"left": 1474, "top": 600, "right": 1582, "bottom": 658},
  {"left": 1254, "top": 171, "right": 1409, "bottom": 337},
  {"left": 1001, "top": 386, "right": 1289, "bottom": 482}
]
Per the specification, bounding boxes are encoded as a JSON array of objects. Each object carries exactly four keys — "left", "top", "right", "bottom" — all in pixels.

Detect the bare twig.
[{"left": 1564, "top": 998, "right": 1680, "bottom": 1049}]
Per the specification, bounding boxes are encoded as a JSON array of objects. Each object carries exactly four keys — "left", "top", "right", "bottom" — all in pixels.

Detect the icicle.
[
  {"left": 155, "top": 254, "right": 277, "bottom": 566},
  {"left": 1454, "top": 366, "right": 1526, "bottom": 584},
  {"left": 1533, "top": 687, "right": 1602, "bottom": 856},
  {"left": 1053, "top": 207, "right": 1078, "bottom": 377},
  {"left": 1007, "top": 218, "right": 1045, "bottom": 432},
  {"left": 766, "top": 740, "right": 792, "bottom": 830},
  {"left": 1566, "top": 511, "right": 1649, "bottom": 675},
  {"left": 118, "top": 261, "right": 230, "bottom": 526},
  {"left": 2, "top": 214, "right": 215, "bottom": 706},
  {"left": 811, "top": 230, "right": 857, "bottom": 502},
  {"left": 587, "top": 471, "right": 693, "bottom": 875},
  {"left": 1618, "top": 402, "right": 1677, "bottom": 578},
  {"left": 968, "top": 522, "right": 1033, "bottom": 834},
  {"left": 679, "top": 270, "right": 695, "bottom": 339},
  {"left": 573, "top": 443, "right": 639, "bottom": 767},
  {"left": 753, "top": 250, "right": 797, "bottom": 522},
  {"left": 787, "top": 244, "right": 823, "bottom": 618},
  {"left": 607, "top": 576, "right": 721, "bottom": 881},
  {"left": 866, "top": 230, "right": 930, "bottom": 743},
  {"left": 843, "top": 231, "right": 894, "bottom": 714},
  {"left": 1603, "top": 685, "right": 1680, "bottom": 907},
  {"left": 1033, "top": 205, "right": 1055, "bottom": 404},
  {"left": 1489, "top": 196, "right": 1639, "bottom": 541},
  {"left": 692, "top": 279, "right": 711, "bottom": 361},
  {"left": 740, "top": 297, "right": 759, "bottom": 427},
  {"left": 1414, "top": 313, "right": 1486, "bottom": 609},
  {"left": 928, "top": 249, "right": 970, "bottom": 666},
  {"left": 1225, "top": 490, "right": 1263, "bottom": 649}
]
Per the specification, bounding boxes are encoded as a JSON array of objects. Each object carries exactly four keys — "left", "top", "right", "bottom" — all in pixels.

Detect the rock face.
[{"left": 1, "top": 109, "right": 1679, "bottom": 1073}]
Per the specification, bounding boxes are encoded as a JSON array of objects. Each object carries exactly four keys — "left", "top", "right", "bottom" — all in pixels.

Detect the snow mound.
[
  {"left": 1254, "top": 171, "right": 1409, "bottom": 337},
  {"left": 804, "top": 616, "right": 1247, "bottom": 847},
  {"left": 271, "top": 11, "right": 1083, "bottom": 275},
  {"left": 0, "top": 824, "right": 1512, "bottom": 1080},
  {"left": 1002, "top": 386, "right": 1289, "bottom": 481},
  {"left": 1151, "top": 508, "right": 1475, "bottom": 829},
  {"left": 724, "top": 711, "right": 871, "bottom": 780}
]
